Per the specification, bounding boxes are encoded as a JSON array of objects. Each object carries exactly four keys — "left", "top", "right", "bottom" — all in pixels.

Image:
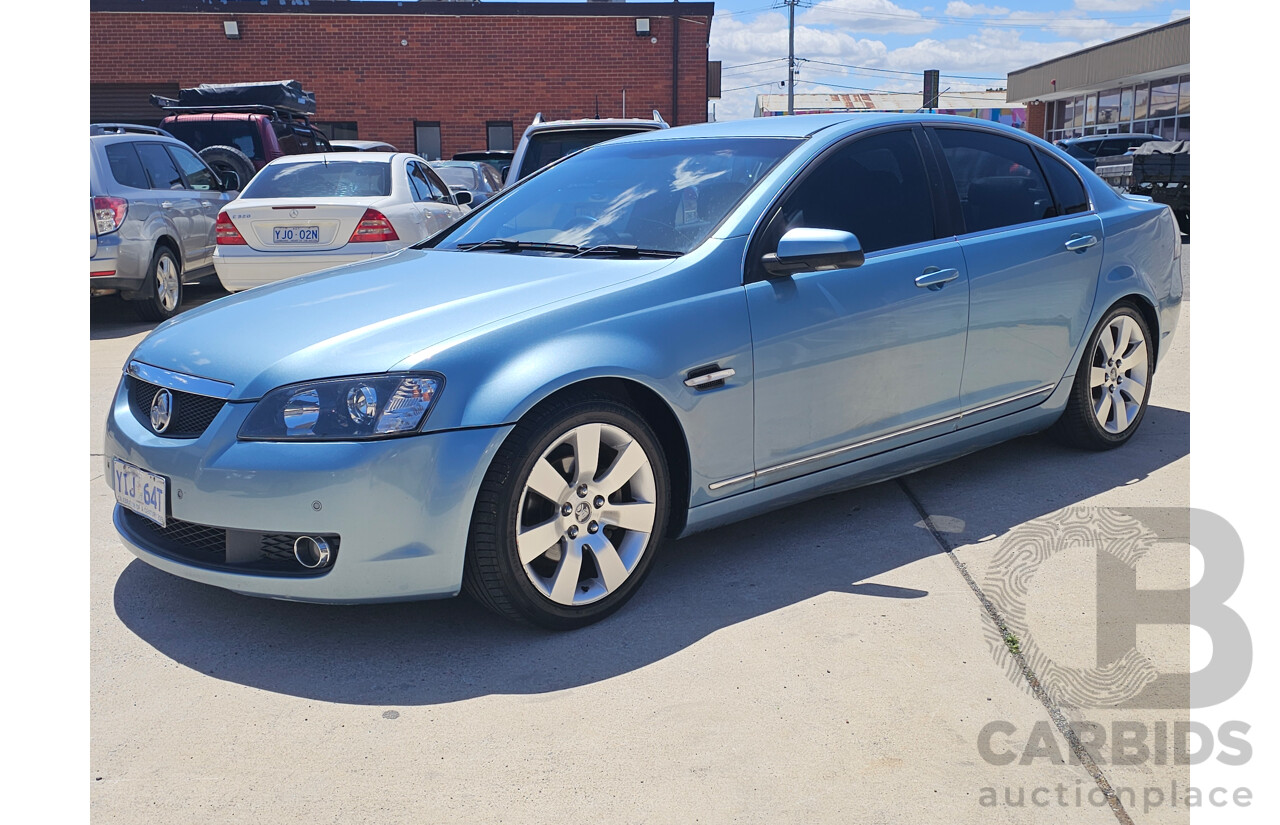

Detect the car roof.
[
  {"left": 605, "top": 112, "right": 1029, "bottom": 143},
  {"left": 1060, "top": 133, "right": 1161, "bottom": 144},
  {"left": 331, "top": 140, "right": 397, "bottom": 150}
]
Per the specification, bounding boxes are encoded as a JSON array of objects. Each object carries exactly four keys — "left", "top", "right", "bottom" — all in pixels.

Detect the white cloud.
[
  {"left": 1073, "top": 0, "right": 1160, "bottom": 11},
  {"left": 944, "top": 2, "right": 1011, "bottom": 16},
  {"left": 799, "top": 0, "right": 938, "bottom": 34}
]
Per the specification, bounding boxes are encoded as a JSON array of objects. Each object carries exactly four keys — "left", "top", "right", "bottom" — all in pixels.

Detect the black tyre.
[
  {"left": 463, "top": 395, "right": 671, "bottom": 630},
  {"left": 1049, "top": 302, "right": 1153, "bottom": 450},
  {"left": 134, "top": 246, "right": 183, "bottom": 322},
  {"left": 198, "top": 145, "right": 256, "bottom": 192}
]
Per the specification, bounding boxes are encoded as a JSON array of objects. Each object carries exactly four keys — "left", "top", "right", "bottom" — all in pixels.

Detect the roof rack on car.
[
  {"left": 90, "top": 123, "right": 174, "bottom": 137},
  {"left": 149, "top": 97, "right": 316, "bottom": 124}
]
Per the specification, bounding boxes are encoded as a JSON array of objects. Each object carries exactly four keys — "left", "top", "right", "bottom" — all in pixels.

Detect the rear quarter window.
[
  {"left": 1037, "top": 151, "right": 1091, "bottom": 216},
  {"left": 104, "top": 143, "right": 150, "bottom": 189}
]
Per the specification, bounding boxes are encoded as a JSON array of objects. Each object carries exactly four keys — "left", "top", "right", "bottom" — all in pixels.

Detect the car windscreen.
[
  {"left": 240, "top": 161, "right": 392, "bottom": 198},
  {"left": 434, "top": 166, "right": 480, "bottom": 190},
  {"left": 517, "top": 128, "right": 659, "bottom": 180},
  {"left": 164, "top": 121, "right": 265, "bottom": 163},
  {"left": 437, "top": 137, "right": 802, "bottom": 255}
]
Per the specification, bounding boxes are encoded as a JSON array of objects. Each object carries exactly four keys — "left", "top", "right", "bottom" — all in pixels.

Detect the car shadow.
[
  {"left": 90, "top": 282, "right": 231, "bottom": 341},
  {"left": 110, "top": 406, "right": 1188, "bottom": 707}
]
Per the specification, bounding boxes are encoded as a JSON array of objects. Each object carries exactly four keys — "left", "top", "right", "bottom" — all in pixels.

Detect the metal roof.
[
  {"left": 753, "top": 91, "right": 1014, "bottom": 116},
  {"left": 1006, "top": 16, "right": 1189, "bottom": 103}
]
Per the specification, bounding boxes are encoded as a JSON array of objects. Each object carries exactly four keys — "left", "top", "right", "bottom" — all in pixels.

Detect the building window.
[
  {"left": 1120, "top": 88, "right": 1134, "bottom": 123},
  {"left": 316, "top": 121, "right": 358, "bottom": 140},
  {"left": 1150, "top": 81, "right": 1179, "bottom": 119},
  {"left": 415, "top": 121, "right": 442, "bottom": 160},
  {"left": 1178, "top": 75, "right": 1190, "bottom": 115},
  {"left": 1084, "top": 94, "right": 1098, "bottom": 126},
  {"left": 487, "top": 121, "right": 514, "bottom": 151},
  {"left": 1097, "top": 89, "right": 1121, "bottom": 128},
  {"left": 1177, "top": 115, "right": 1190, "bottom": 141}
]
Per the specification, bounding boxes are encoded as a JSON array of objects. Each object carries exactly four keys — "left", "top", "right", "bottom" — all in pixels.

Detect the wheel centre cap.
[{"left": 574, "top": 502, "right": 592, "bottom": 524}]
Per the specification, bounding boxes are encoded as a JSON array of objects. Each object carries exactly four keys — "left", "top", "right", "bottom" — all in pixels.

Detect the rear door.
[
  {"left": 407, "top": 161, "right": 463, "bottom": 236},
  {"left": 134, "top": 141, "right": 204, "bottom": 269},
  {"left": 927, "top": 126, "right": 1103, "bottom": 423},
  {"left": 165, "top": 143, "right": 226, "bottom": 269}
]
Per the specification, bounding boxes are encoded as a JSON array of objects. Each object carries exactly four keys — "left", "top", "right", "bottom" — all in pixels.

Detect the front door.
[{"left": 746, "top": 128, "right": 970, "bottom": 486}]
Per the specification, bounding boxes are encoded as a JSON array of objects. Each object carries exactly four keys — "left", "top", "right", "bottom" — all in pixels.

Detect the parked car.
[
  {"left": 105, "top": 114, "right": 1183, "bottom": 631},
  {"left": 1054, "top": 133, "right": 1162, "bottom": 170},
  {"left": 428, "top": 160, "right": 504, "bottom": 207},
  {"left": 504, "top": 111, "right": 668, "bottom": 187},
  {"left": 452, "top": 149, "right": 513, "bottom": 179},
  {"left": 153, "top": 81, "right": 333, "bottom": 191},
  {"left": 330, "top": 140, "right": 399, "bottom": 152},
  {"left": 90, "top": 124, "right": 238, "bottom": 320},
  {"left": 213, "top": 152, "right": 470, "bottom": 291}
]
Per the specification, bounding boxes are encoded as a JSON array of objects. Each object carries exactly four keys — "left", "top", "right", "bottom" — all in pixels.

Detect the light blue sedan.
[{"left": 104, "top": 114, "right": 1183, "bottom": 629}]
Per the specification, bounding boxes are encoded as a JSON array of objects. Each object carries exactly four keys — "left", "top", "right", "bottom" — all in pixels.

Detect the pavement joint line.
[{"left": 895, "top": 477, "right": 1135, "bottom": 825}]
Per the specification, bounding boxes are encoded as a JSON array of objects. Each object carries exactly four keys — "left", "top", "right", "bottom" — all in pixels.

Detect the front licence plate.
[
  {"left": 273, "top": 226, "right": 320, "bottom": 243},
  {"left": 112, "top": 458, "right": 167, "bottom": 528}
]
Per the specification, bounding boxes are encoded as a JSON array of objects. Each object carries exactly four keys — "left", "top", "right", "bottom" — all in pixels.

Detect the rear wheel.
[
  {"left": 463, "top": 396, "right": 670, "bottom": 630},
  {"left": 1050, "top": 303, "right": 1153, "bottom": 450},
  {"left": 134, "top": 246, "right": 182, "bottom": 322}
]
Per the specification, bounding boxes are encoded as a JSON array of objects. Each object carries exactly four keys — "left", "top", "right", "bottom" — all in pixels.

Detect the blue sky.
[{"left": 705, "top": 0, "right": 1190, "bottom": 119}]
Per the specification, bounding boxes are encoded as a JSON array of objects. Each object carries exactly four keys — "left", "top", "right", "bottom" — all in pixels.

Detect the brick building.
[{"left": 89, "top": 0, "right": 715, "bottom": 158}]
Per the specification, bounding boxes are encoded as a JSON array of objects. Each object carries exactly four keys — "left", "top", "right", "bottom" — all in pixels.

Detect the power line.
[
  {"left": 801, "top": 58, "right": 1005, "bottom": 81},
  {"left": 803, "top": 5, "right": 1179, "bottom": 31}
]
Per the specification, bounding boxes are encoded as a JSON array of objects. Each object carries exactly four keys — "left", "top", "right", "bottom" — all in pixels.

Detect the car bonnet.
[{"left": 129, "top": 248, "right": 674, "bottom": 400}]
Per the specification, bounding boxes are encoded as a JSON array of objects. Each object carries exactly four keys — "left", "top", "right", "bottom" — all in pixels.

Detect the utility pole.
[{"left": 786, "top": 0, "right": 798, "bottom": 115}]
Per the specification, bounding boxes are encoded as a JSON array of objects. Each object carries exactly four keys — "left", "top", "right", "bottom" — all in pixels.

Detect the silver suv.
[
  {"left": 90, "top": 125, "right": 238, "bottom": 320},
  {"left": 505, "top": 111, "right": 669, "bottom": 187}
]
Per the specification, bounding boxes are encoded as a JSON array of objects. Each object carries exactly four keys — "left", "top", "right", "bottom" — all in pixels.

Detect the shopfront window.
[
  {"left": 1097, "top": 89, "right": 1121, "bottom": 127},
  {"left": 1150, "top": 81, "right": 1179, "bottom": 119},
  {"left": 1178, "top": 76, "right": 1190, "bottom": 115}
]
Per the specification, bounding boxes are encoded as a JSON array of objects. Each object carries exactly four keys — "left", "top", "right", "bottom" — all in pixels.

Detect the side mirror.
[
  {"left": 452, "top": 190, "right": 474, "bottom": 206},
  {"left": 215, "top": 173, "right": 238, "bottom": 195},
  {"left": 761, "top": 227, "right": 864, "bottom": 278}
]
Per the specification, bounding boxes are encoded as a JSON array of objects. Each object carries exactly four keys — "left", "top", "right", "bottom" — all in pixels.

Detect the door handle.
[
  {"left": 915, "top": 267, "right": 960, "bottom": 290},
  {"left": 201, "top": 201, "right": 212, "bottom": 208},
  {"left": 1064, "top": 234, "right": 1099, "bottom": 252},
  {"left": 160, "top": 202, "right": 173, "bottom": 209}
]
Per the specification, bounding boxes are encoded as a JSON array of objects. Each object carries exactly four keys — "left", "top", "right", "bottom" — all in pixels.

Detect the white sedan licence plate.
[
  {"left": 112, "top": 458, "right": 167, "bottom": 527},
  {"left": 273, "top": 226, "right": 320, "bottom": 243}
]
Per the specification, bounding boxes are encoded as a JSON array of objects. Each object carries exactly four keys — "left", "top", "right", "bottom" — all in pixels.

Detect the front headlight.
[{"left": 239, "top": 374, "right": 443, "bottom": 441}]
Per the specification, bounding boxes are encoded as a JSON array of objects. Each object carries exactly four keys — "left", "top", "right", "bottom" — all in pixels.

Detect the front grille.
[
  {"left": 127, "top": 376, "right": 226, "bottom": 438},
  {"left": 120, "top": 509, "right": 340, "bottom": 576}
]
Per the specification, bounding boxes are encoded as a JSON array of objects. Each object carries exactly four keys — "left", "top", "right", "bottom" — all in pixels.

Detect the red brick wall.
[
  {"left": 1024, "top": 101, "right": 1046, "bottom": 139},
  {"left": 90, "top": 10, "right": 711, "bottom": 155}
]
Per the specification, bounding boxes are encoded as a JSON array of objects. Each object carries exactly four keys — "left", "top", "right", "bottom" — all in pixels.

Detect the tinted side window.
[
  {"left": 766, "top": 129, "right": 935, "bottom": 256},
  {"left": 104, "top": 143, "right": 149, "bottom": 189},
  {"left": 935, "top": 129, "right": 1055, "bottom": 233},
  {"left": 166, "top": 145, "right": 217, "bottom": 190},
  {"left": 1037, "top": 151, "right": 1090, "bottom": 216},
  {"left": 135, "top": 142, "right": 185, "bottom": 190},
  {"left": 406, "top": 163, "right": 433, "bottom": 202},
  {"left": 420, "top": 166, "right": 450, "bottom": 200}
]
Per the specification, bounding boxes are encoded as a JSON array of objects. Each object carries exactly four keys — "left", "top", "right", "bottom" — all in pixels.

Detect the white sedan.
[{"left": 213, "top": 153, "right": 471, "bottom": 291}]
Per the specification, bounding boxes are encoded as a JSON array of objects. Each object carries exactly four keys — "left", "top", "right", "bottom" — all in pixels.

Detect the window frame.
[
  {"left": 744, "top": 124, "right": 948, "bottom": 285},
  {"left": 134, "top": 140, "right": 187, "bottom": 191},
  {"left": 922, "top": 124, "right": 1090, "bottom": 237}
]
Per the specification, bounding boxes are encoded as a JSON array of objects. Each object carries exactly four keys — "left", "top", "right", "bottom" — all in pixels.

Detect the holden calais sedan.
[
  {"left": 213, "top": 152, "right": 470, "bottom": 291},
  {"left": 105, "top": 114, "right": 1182, "bottom": 629}
]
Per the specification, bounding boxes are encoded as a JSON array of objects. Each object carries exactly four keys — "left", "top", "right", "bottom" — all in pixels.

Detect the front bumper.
[
  {"left": 104, "top": 375, "right": 513, "bottom": 603},
  {"left": 214, "top": 245, "right": 400, "bottom": 291}
]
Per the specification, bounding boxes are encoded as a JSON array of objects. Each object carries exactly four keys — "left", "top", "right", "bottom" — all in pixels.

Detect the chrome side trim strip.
[
  {"left": 706, "top": 383, "right": 1057, "bottom": 491},
  {"left": 126, "top": 360, "right": 235, "bottom": 400},
  {"left": 708, "top": 472, "right": 756, "bottom": 492},
  {"left": 959, "top": 383, "right": 1056, "bottom": 418}
]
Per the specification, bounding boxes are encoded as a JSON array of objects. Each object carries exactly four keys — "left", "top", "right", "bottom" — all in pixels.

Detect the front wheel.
[
  {"left": 134, "top": 246, "right": 182, "bottom": 322},
  {"left": 1049, "top": 303, "right": 1153, "bottom": 450},
  {"left": 463, "top": 396, "right": 670, "bottom": 629}
]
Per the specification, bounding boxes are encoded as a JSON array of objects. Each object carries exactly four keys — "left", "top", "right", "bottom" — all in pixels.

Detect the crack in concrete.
[{"left": 896, "top": 477, "right": 1135, "bottom": 825}]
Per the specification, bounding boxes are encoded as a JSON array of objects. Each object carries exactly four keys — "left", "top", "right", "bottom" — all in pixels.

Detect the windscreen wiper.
[
  {"left": 571, "top": 244, "right": 682, "bottom": 259},
  {"left": 455, "top": 238, "right": 582, "bottom": 254}
]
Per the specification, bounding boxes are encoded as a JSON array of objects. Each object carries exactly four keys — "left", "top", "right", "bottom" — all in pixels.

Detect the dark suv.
[
  {"left": 152, "top": 82, "right": 332, "bottom": 191},
  {"left": 1055, "top": 134, "right": 1162, "bottom": 171}
]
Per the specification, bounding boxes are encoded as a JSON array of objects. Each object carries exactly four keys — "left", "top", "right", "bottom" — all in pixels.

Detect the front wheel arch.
[{"left": 515, "top": 377, "right": 691, "bottom": 538}]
